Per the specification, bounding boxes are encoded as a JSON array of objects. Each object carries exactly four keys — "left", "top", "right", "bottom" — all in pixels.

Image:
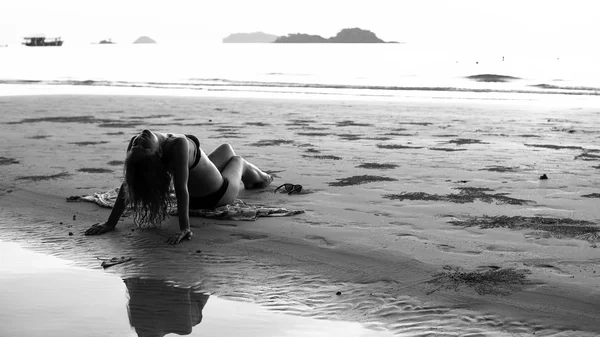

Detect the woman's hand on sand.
[
  {"left": 167, "top": 229, "right": 193, "bottom": 245},
  {"left": 85, "top": 222, "right": 115, "bottom": 236}
]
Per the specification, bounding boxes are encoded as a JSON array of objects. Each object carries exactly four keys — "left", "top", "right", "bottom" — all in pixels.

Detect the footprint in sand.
[{"left": 303, "top": 235, "right": 335, "bottom": 248}]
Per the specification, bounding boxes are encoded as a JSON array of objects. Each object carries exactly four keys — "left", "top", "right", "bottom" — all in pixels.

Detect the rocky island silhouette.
[
  {"left": 133, "top": 36, "right": 156, "bottom": 44},
  {"left": 223, "top": 28, "right": 396, "bottom": 43},
  {"left": 274, "top": 28, "right": 388, "bottom": 43},
  {"left": 222, "top": 32, "right": 278, "bottom": 43}
]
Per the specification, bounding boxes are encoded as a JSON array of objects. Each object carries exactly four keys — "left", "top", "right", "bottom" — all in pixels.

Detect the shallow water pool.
[{"left": 0, "top": 241, "right": 392, "bottom": 337}]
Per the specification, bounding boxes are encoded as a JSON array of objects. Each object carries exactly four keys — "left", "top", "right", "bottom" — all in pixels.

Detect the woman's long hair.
[{"left": 123, "top": 148, "right": 173, "bottom": 228}]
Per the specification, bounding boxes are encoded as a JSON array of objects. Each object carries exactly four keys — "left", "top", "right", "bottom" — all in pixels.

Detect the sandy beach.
[{"left": 1, "top": 92, "right": 600, "bottom": 336}]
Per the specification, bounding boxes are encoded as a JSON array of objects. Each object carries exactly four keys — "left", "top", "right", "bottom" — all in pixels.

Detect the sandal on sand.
[{"left": 274, "top": 183, "right": 303, "bottom": 195}]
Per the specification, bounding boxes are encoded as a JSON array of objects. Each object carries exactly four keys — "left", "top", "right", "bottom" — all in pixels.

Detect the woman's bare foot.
[{"left": 244, "top": 172, "right": 273, "bottom": 189}]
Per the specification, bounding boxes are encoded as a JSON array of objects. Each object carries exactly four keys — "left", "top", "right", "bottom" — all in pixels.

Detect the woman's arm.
[
  {"left": 166, "top": 138, "right": 193, "bottom": 244},
  {"left": 85, "top": 182, "right": 128, "bottom": 235}
]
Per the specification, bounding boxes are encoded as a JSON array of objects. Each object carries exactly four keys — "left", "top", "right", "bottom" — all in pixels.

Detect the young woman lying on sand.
[{"left": 85, "top": 129, "right": 273, "bottom": 244}]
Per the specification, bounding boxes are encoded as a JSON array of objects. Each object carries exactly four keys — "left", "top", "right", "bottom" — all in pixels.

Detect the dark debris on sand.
[
  {"left": 448, "top": 215, "right": 600, "bottom": 242},
  {"left": 329, "top": 175, "right": 397, "bottom": 187},
  {"left": 16, "top": 172, "right": 72, "bottom": 181},
  {"left": 245, "top": 122, "right": 271, "bottom": 127},
  {"left": 429, "top": 147, "right": 467, "bottom": 152},
  {"left": 296, "top": 132, "right": 331, "bottom": 137},
  {"left": 574, "top": 151, "right": 600, "bottom": 161},
  {"left": 383, "top": 187, "right": 532, "bottom": 205},
  {"left": 447, "top": 138, "right": 489, "bottom": 146},
  {"left": 77, "top": 168, "right": 113, "bottom": 173},
  {"left": 337, "top": 133, "right": 363, "bottom": 141},
  {"left": 0, "top": 157, "right": 19, "bottom": 165},
  {"left": 356, "top": 163, "right": 399, "bottom": 170},
  {"left": 4, "top": 115, "right": 145, "bottom": 129},
  {"left": 479, "top": 166, "right": 520, "bottom": 172},
  {"left": 524, "top": 143, "right": 584, "bottom": 151},
  {"left": 377, "top": 144, "right": 424, "bottom": 149},
  {"left": 69, "top": 141, "right": 110, "bottom": 146},
  {"left": 250, "top": 139, "right": 294, "bottom": 147},
  {"left": 582, "top": 193, "right": 600, "bottom": 198},
  {"left": 107, "top": 160, "right": 125, "bottom": 166},
  {"left": 427, "top": 265, "right": 531, "bottom": 295},
  {"left": 335, "top": 120, "right": 373, "bottom": 127},
  {"left": 6, "top": 116, "right": 99, "bottom": 124},
  {"left": 302, "top": 154, "right": 342, "bottom": 160}
]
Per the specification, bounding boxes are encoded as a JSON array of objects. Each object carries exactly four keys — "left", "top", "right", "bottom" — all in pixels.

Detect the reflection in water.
[{"left": 124, "top": 278, "right": 210, "bottom": 337}]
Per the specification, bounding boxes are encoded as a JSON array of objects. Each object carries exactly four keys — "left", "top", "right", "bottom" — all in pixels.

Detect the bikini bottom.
[{"left": 189, "top": 177, "right": 229, "bottom": 210}]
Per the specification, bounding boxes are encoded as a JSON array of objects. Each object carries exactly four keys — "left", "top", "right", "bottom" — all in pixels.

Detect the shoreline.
[{"left": 1, "top": 93, "right": 599, "bottom": 335}]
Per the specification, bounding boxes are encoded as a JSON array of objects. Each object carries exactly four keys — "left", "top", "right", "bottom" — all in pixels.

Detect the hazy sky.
[{"left": 1, "top": 0, "right": 598, "bottom": 49}]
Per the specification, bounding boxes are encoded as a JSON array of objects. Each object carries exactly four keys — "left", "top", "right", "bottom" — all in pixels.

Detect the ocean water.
[{"left": 0, "top": 43, "right": 599, "bottom": 100}]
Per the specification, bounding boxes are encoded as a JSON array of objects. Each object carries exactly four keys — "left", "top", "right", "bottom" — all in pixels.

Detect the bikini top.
[{"left": 185, "top": 134, "right": 201, "bottom": 170}]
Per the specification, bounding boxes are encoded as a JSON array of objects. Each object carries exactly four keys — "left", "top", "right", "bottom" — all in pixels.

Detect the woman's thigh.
[
  {"left": 216, "top": 156, "right": 244, "bottom": 206},
  {"left": 207, "top": 144, "right": 235, "bottom": 172}
]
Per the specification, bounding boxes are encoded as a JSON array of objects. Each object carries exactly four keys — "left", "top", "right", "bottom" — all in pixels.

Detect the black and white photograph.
[{"left": 1, "top": 1, "right": 599, "bottom": 336}]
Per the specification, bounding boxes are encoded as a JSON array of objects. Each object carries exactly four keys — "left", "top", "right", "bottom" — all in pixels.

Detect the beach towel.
[{"left": 67, "top": 188, "right": 305, "bottom": 221}]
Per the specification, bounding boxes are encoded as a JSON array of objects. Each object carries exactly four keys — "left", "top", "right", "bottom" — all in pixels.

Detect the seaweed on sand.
[
  {"left": 574, "top": 151, "right": 600, "bottom": 161},
  {"left": 250, "top": 139, "right": 294, "bottom": 147},
  {"left": 427, "top": 265, "right": 531, "bottom": 295},
  {"left": 582, "top": 193, "right": 600, "bottom": 198},
  {"left": 479, "top": 166, "right": 519, "bottom": 172},
  {"left": 302, "top": 155, "right": 342, "bottom": 160},
  {"left": 524, "top": 143, "right": 584, "bottom": 151},
  {"left": 377, "top": 144, "right": 424, "bottom": 149},
  {"left": 335, "top": 120, "right": 373, "bottom": 127},
  {"left": 296, "top": 132, "right": 331, "bottom": 137},
  {"left": 356, "top": 163, "right": 399, "bottom": 169},
  {"left": 245, "top": 122, "right": 270, "bottom": 127},
  {"left": 69, "top": 141, "right": 110, "bottom": 146},
  {"left": 383, "top": 187, "right": 532, "bottom": 205},
  {"left": 97, "top": 122, "right": 142, "bottom": 128},
  {"left": 0, "top": 157, "right": 19, "bottom": 165},
  {"left": 428, "top": 147, "right": 467, "bottom": 152},
  {"left": 6, "top": 116, "right": 98, "bottom": 124},
  {"left": 337, "top": 133, "right": 363, "bottom": 141},
  {"left": 107, "top": 160, "right": 124, "bottom": 166},
  {"left": 77, "top": 168, "right": 113, "bottom": 173},
  {"left": 447, "top": 138, "right": 489, "bottom": 146},
  {"left": 448, "top": 215, "right": 600, "bottom": 242},
  {"left": 329, "top": 175, "right": 397, "bottom": 187},
  {"left": 16, "top": 172, "right": 72, "bottom": 181}
]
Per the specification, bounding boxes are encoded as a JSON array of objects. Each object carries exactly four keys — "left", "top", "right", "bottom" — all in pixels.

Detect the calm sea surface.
[{"left": 0, "top": 43, "right": 599, "bottom": 100}]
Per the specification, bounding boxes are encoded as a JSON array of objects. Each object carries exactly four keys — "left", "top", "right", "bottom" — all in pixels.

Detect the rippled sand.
[{"left": 1, "top": 93, "right": 599, "bottom": 336}]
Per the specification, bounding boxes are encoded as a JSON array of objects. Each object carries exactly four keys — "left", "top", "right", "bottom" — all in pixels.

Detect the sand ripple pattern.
[{"left": 0, "top": 209, "right": 590, "bottom": 337}]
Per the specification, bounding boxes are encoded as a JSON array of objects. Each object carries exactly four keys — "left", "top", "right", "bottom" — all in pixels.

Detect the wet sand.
[
  {"left": 1, "top": 92, "right": 600, "bottom": 336},
  {"left": 0, "top": 241, "right": 392, "bottom": 337}
]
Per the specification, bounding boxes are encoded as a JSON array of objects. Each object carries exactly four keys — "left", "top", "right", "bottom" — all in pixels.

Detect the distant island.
[
  {"left": 98, "top": 39, "right": 115, "bottom": 44},
  {"left": 223, "top": 32, "right": 278, "bottom": 43},
  {"left": 274, "top": 28, "right": 392, "bottom": 43},
  {"left": 133, "top": 36, "right": 156, "bottom": 44}
]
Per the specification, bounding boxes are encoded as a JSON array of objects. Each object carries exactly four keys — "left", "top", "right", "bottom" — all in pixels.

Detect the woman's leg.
[{"left": 208, "top": 144, "right": 272, "bottom": 189}]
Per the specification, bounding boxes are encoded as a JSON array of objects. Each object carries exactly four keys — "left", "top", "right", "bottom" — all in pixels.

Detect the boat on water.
[{"left": 23, "top": 35, "right": 63, "bottom": 46}]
